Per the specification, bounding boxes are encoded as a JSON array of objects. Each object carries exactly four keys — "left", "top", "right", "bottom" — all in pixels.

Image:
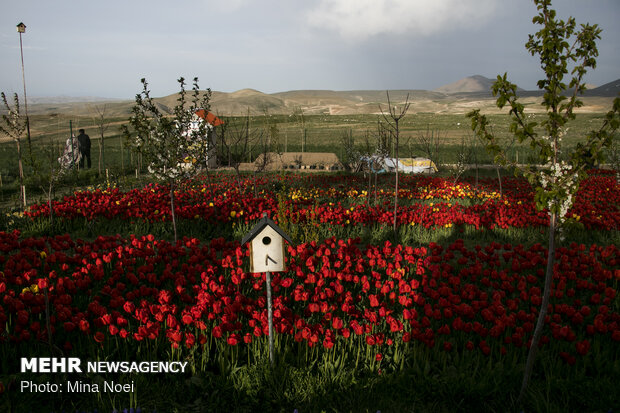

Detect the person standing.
[{"left": 77, "top": 129, "right": 92, "bottom": 169}]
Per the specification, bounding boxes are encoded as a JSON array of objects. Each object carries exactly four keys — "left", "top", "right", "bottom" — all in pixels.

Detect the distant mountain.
[
  {"left": 28, "top": 96, "right": 124, "bottom": 104},
  {"left": 206, "top": 89, "right": 444, "bottom": 116},
  {"left": 212, "top": 89, "right": 287, "bottom": 115},
  {"left": 434, "top": 75, "right": 497, "bottom": 94},
  {"left": 584, "top": 78, "right": 620, "bottom": 97},
  {"left": 16, "top": 77, "right": 618, "bottom": 117},
  {"left": 434, "top": 75, "right": 620, "bottom": 98}
]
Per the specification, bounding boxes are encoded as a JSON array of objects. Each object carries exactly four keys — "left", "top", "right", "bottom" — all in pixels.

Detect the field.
[
  {"left": 0, "top": 109, "right": 616, "bottom": 209},
  {"left": 0, "top": 90, "right": 619, "bottom": 412},
  {"left": 0, "top": 163, "right": 619, "bottom": 412}
]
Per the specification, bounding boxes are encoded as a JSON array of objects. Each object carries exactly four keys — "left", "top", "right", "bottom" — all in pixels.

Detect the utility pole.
[{"left": 17, "top": 22, "right": 33, "bottom": 167}]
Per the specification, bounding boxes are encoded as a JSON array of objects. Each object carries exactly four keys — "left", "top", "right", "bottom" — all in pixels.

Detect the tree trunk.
[
  {"left": 367, "top": 164, "right": 372, "bottom": 206},
  {"left": 120, "top": 135, "right": 124, "bottom": 174},
  {"left": 16, "top": 138, "right": 25, "bottom": 210},
  {"left": 374, "top": 172, "right": 378, "bottom": 206},
  {"left": 170, "top": 181, "right": 178, "bottom": 243},
  {"left": 26, "top": 118, "right": 34, "bottom": 170},
  {"left": 394, "top": 169, "right": 399, "bottom": 232},
  {"left": 393, "top": 121, "right": 399, "bottom": 233},
  {"left": 47, "top": 194, "right": 53, "bottom": 226},
  {"left": 518, "top": 211, "right": 557, "bottom": 403},
  {"left": 47, "top": 177, "right": 54, "bottom": 227},
  {"left": 102, "top": 132, "right": 105, "bottom": 173},
  {"left": 98, "top": 134, "right": 104, "bottom": 176},
  {"left": 496, "top": 166, "right": 503, "bottom": 197}
]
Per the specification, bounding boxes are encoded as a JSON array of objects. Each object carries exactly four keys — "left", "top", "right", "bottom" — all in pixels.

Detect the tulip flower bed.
[
  {"left": 1, "top": 228, "right": 619, "bottom": 411},
  {"left": 2, "top": 230, "right": 618, "bottom": 357},
  {"left": 22, "top": 170, "right": 619, "bottom": 233},
  {"left": 2, "top": 170, "right": 619, "bottom": 411}
]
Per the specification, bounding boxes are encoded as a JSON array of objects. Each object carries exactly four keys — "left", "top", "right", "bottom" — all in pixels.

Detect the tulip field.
[{"left": 1, "top": 170, "right": 619, "bottom": 412}]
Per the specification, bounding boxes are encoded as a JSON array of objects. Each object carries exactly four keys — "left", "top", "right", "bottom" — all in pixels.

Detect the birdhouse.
[
  {"left": 17, "top": 23, "right": 26, "bottom": 33},
  {"left": 241, "top": 213, "right": 293, "bottom": 273}
]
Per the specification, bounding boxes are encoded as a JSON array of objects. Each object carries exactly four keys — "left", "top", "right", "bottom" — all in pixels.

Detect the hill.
[
  {"left": 434, "top": 75, "right": 530, "bottom": 95},
  {"left": 584, "top": 78, "right": 620, "bottom": 97},
  {"left": 12, "top": 76, "right": 618, "bottom": 118},
  {"left": 434, "top": 75, "right": 496, "bottom": 94}
]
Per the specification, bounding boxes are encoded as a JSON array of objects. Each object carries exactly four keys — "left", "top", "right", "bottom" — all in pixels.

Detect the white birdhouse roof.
[{"left": 241, "top": 213, "right": 293, "bottom": 245}]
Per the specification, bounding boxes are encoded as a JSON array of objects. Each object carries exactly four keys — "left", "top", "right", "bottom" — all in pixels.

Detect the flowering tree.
[
  {"left": 467, "top": 0, "right": 620, "bottom": 403},
  {"left": 0, "top": 92, "right": 27, "bottom": 209},
  {"left": 122, "top": 77, "right": 212, "bottom": 242}
]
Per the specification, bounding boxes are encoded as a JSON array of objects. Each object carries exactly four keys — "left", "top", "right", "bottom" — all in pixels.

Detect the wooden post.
[
  {"left": 303, "top": 128, "right": 307, "bottom": 153},
  {"left": 70, "top": 120, "right": 75, "bottom": 171},
  {"left": 266, "top": 270, "right": 274, "bottom": 366},
  {"left": 241, "top": 214, "right": 292, "bottom": 367},
  {"left": 120, "top": 135, "right": 124, "bottom": 174}
]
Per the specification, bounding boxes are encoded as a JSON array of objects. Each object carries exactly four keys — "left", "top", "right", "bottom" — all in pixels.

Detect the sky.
[{"left": 1, "top": 0, "right": 618, "bottom": 99}]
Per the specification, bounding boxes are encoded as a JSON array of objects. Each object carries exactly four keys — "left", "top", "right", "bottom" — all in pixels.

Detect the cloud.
[{"left": 307, "top": 0, "right": 498, "bottom": 40}]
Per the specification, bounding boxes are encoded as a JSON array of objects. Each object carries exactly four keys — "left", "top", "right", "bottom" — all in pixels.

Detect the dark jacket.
[{"left": 77, "top": 132, "right": 91, "bottom": 153}]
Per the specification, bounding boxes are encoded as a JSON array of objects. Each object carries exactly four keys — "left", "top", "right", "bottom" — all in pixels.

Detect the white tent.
[
  {"left": 362, "top": 156, "right": 437, "bottom": 174},
  {"left": 383, "top": 157, "right": 438, "bottom": 174}
]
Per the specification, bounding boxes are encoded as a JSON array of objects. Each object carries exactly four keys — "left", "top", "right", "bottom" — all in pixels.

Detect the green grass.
[
  {"left": 0, "top": 112, "right": 613, "bottom": 188},
  {"left": 3, "top": 165, "right": 617, "bottom": 249},
  {"left": 7, "top": 190, "right": 617, "bottom": 253},
  {"left": 4, "top": 337, "right": 618, "bottom": 412}
]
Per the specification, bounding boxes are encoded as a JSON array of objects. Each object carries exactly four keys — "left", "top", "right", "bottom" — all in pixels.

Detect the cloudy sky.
[{"left": 1, "top": 0, "right": 618, "bottom": 99}]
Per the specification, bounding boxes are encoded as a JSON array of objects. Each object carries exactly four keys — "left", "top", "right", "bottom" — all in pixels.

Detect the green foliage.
[
  {"left": 0, "top": 93, "right": 27, "bottom": 141},
  {"left": 122, "top": 77, "right": 212, "bottom": 182},
  {"left": 4, "top": 333, "right": 618, "bottom": 412},
  {"left": 466, "top": 0, "right": 620, "bottom": 404},
  {"left": 468, "top": 0, "right": 620, "bottom": 230},
  {"left": 339, "top": 129, "right": 360, "bottom": 171},
  {"left": 121, "top": 76, "right": 213, "bottom": 242},
  {"left": 0, "top": 92, "right": 28, "bottom": 209}
]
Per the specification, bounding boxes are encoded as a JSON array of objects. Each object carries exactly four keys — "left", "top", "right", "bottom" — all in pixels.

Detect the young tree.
[
  {"left": 467, "top": 0, "right": 620, "bottom": 403},
  {"left": 339, "top": 129, "right": 363, "bottom": 172},
  {"left": 35, "top": 136, "right": 63, "bottom": 227},
  {"left": 254, "top": 131, "right": 272, "bottom": 174},
  {"left": 89, "top": 104, "right": 110, "bottom": 177},
  {"left": 379, "top": 91, "right": 410, "bottom": 232},
  {"left": 253, "top": 108, "right": 280, "bottom": 174},
  {"left": 122, "top": 77, "right": 212, "bottom": 242},
  {"left": 218, "top": 109, "right": 262, "bottom": 190},
  {"left": 0, "top": 92, "right": 27, "bottom": 209},
  {"left": 262, "top": 108, "right": 284, "bottom": 170},
  {"left": 367, "top": 125, "right": 390, "bottom": 206},
  {"left": 291, "top": 106, "right": 306, "bottom": 152},
  {"left": 451, "top": 134, "right": 473, "bottom": 185},
  {"left": 466, "top": 131, "right": 482, "bottom": 189},
  {"left": 416, "top": 125, "right": 443, "bottom": 172}
]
